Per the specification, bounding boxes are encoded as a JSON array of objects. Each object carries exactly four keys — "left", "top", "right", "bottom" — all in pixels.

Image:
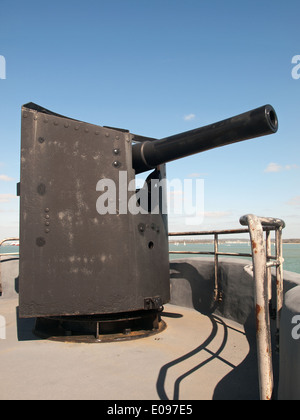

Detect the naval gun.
[
  {"left": 132, "top": 104, "right": 277, "bottom": 174},
  {"left": 18, "top": 103, "right": 278, "bottom": 341}
]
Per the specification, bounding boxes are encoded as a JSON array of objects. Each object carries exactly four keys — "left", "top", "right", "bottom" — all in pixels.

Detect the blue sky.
[{"left": 0, "top": 0, "right": 299, "bottom": 238}]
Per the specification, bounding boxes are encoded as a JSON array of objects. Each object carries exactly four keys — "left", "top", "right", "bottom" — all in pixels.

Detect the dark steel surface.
[
  {"left": 19, "top": 104, "right": 170, "bottom": 318},
  {"left": 132, "top": 105, "right": 278, "bottom": 174}
]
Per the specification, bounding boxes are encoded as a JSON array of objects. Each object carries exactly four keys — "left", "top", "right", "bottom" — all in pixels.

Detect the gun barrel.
[{"left": 132, "top": 104, "right": 278, "bottom": 174}]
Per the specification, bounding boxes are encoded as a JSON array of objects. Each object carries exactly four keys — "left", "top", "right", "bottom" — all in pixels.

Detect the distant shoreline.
[{"left": 1, "top": 238, "right": 300, "bottom": 246}]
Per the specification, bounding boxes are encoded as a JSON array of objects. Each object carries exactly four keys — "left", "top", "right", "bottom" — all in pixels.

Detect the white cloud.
[
  {"left": 264, "top": 163, "right": 299, "bottom": 173},
  {"left": 0, "top": 194, "right": 17, "bottom": 203},
  {"left": 0, "top": 174, "right": 14, "bottom": 182},
  {"left": 184, "top": 114, "right": 196, "bottom": 121},
  {"left": 264, "top": 163, "right": 282, "bottom": 173},
  {"left": 285, "top": 164, "right": 299, "bottom": 170},
  {"left": 286, "top": 196, "right": 300, "bottom": 207}
]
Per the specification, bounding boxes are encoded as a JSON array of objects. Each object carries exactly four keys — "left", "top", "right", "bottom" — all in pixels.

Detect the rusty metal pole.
[{"left": 240, "top": 215, "right": 274, "bottom": 400}]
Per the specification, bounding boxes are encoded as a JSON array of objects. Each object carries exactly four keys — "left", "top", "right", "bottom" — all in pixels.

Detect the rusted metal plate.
[{"left": 19, "top": 104, "right": 170, "bottom": 318}]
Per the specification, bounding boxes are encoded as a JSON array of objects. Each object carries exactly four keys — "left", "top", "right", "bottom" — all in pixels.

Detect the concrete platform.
[{"left": 0, "top": 297, "right": 259, "bottom": 400}]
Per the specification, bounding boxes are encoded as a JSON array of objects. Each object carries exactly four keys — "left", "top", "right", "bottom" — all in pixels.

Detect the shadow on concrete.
[
  {"left": 158, "top": 260, "right": 279, "bottom": 400},
  {"left": 156, "top": 313, "right": 261, "bottom": 400},
  {"left": 212, "top": 315, "right": 260, "bottom": 400}
]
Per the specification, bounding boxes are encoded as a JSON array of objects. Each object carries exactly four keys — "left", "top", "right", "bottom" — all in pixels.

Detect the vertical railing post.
[
  {"left": 240, "top": 215, "right": 274, "bottom": 400},
  {"left": 214, "top": 233, "right": 219, "bottom": 301}
]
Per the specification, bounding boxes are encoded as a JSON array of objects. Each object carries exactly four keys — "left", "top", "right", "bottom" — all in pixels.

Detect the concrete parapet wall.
[{"left": 170, "top": 257, "right": 254, "bottom": 324}]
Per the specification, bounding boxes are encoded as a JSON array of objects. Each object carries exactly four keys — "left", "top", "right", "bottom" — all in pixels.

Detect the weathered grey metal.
[
  {"left": 19, "top": 103, "right": 170, "bottom": 318},
  {"left": 240, "top": 214, "right": 285, "bottom": 401}
]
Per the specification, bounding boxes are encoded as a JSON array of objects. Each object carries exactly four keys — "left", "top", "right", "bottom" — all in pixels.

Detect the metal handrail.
[
  {"left": 0, "top": 238, "right": 20, "bottom": 257},
  {"left": 169, "top": 225, "right": 279, "bottom": 302}
]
